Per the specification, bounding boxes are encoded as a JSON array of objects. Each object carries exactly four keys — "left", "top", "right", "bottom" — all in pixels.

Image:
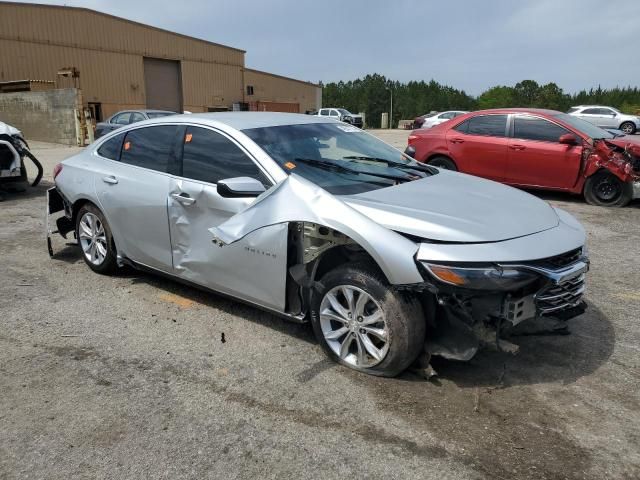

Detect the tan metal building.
[
  {"left": 244, "top": 69, "right": 322, "bottom": 114},
  {"left": 0, "top": 2, "right": 321, "bottom": 120}
]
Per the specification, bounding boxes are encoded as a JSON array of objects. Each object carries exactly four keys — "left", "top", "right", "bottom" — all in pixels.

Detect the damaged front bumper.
[{"left": 418, "top": 250, "right": 589, "bottom": 362}]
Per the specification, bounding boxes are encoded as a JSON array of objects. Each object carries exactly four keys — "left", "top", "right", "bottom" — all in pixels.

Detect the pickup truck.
[{"left": 317, "top": 108, "right": 363, "bottom": 128}]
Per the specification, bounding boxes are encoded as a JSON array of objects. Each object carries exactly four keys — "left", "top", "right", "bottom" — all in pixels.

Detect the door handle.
[
  {"left": 102, "top": 175, "right": 118, "bottom": 184},
  {"left": 509, "top": 144, "right": 526, "bottom": 150},
  {"left": 450, "top": 138, "right": 464, "bottom": 144},
  {"left": 171, "top": 193, "right": 196, "bottom": 206}
]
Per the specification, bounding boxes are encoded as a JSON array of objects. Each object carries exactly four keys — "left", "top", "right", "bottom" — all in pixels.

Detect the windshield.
[
  {"left": 552, "top": 113, "right": 614, "bottom": 140},
  {"left": 146, "top": 112, "right": 175, "bottom": 119},
  {"left": 337, "top": 108, "right": 352, "bottom": 116},
  {"left": 243, "top": 123, "right": 430, "bottom": 195}
]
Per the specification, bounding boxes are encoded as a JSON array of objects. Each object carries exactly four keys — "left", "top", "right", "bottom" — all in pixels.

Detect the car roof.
[
  {"left": 156, "top": 112, "right": 338, "bottom": 130},
  {"left": 470, "top": 108, "right": 562, "bottom": 116},
  {"left": 142, "top": 109, "right": 176, "bottom": 114}
]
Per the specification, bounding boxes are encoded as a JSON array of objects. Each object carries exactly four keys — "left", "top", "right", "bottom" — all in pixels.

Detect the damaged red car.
[{"left": 406, "top": 108, "right": 640, "bottom": 207}]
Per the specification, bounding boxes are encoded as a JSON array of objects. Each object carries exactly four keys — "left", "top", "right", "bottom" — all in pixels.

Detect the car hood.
[
  {"left": 605, "top": 136, "right": 640, "bottom": 154},
  {"left": 343, "top": 170, "right": 560, "bottom": 243}
]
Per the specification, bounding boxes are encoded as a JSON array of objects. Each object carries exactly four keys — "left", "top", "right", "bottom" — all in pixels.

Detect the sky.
[{"left": 13, "top": 0, "right": 640, "bottom": 95}]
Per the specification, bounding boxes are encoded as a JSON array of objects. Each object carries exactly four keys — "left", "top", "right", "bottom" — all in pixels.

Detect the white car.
[
  {"left": 567, "top": 106, "right": 639, "bottom": 135},
  {"left": 317, "top": 108, "right": 363, "bottom": 128},
  {"left": 420, "top": 110, "right": 468, "bottom": 129}
]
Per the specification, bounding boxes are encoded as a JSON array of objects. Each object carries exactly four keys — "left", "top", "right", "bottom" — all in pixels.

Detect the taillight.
[{"left": 53, "top": 163, "right": 63, "bottom": 179}]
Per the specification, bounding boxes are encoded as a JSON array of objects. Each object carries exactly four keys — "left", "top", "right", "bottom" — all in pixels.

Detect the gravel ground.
[{"left": 1, "top": 133, "right": 639, "bottom": 479}]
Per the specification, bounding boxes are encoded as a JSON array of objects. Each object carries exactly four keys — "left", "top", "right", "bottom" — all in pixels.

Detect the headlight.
[
  {"left": 344, "top": 116, "right": 352, "bottom": 121},
  {"left": 421, "top": 262, "right": 539, "bottom": 291}
]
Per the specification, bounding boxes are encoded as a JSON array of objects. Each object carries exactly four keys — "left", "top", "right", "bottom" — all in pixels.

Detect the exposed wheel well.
[{"left": 313, "top": 245, "right": 381, "bottom": 282}]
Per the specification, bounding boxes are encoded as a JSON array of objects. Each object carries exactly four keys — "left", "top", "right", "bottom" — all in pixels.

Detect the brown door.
[{"left": 143, "top": 57, "right": 182, "bottom": 112}]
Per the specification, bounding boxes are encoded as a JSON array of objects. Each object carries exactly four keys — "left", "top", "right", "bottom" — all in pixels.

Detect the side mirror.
[
  {"left": 217, "top": 177, "right": 266, "bottom": 198},
  {"left": 559, "top": 133, "right": 578, "bottom": 145}
]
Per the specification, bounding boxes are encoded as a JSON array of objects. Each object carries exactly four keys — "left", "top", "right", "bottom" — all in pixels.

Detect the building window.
[{"left": 246, "top": 85, "right": 254, "bottom": 96}]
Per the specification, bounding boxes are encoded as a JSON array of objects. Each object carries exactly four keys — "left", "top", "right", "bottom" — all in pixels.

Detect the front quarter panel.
[{"left": 209, "top": 174, "right": 424, "bottom": 285}]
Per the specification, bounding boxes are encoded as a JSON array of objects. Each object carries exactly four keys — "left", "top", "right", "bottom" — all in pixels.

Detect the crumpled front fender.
[
  {"left": 584, "top": 140, "right": 639, "bottom": 183},
  {"left": 209, "top": 174, "right": 424, "bottom": 285}
]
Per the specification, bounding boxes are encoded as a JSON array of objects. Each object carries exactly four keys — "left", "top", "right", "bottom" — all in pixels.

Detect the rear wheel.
[
  {"left": 310, "top": 263, "right": 425, "bottom": 377},
  {"left": 428, "top": 156, "right": 457, "bottom": 171},
  {"left": 76, "top": 204, "right": 118, "bottom": 274},
  {"left": 584, "top": 171, "right": 633, "bottom": 207},
  {"left": 620, "top": 122, "right": 636, "bottom": 135}
]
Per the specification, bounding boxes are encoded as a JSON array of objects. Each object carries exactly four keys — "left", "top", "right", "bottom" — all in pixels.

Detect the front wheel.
[
  {"left": 428, "top": 156, "right": 457, "bottom": 171},
  {"left": 584, "top": 171, "right": 633, "bottom": 207},
  {"left": 619, "top": 122, "right": 636, "bottom": 135},
  {"left": 310, "top": 263, "right": 425, "bottom": 377}
]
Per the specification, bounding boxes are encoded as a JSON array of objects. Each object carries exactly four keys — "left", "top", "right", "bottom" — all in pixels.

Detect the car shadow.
[
  {"left": 55, "top": 242, "right": 614, "bottom": 387},
  {"left": 397, "top": 301, "right": 614, "bottom": 388},
  {"left": 123, "top": 268, "right": 316, "bottom": 345}
]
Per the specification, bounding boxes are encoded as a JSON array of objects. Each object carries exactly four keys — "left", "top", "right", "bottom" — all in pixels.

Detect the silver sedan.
[{"left": 47, "top": 112, "right": 589, "bottom": 377}]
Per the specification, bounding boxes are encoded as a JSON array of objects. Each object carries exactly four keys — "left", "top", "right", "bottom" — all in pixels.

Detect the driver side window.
[{"left": 180, "top": 127, "right": 269, "bottom": 186}]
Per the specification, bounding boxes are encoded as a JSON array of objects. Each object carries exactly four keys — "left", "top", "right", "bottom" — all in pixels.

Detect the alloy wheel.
[
  {"left": 78, "top": 212, "right": 108, "bottom": 266},
  {"left": 319, "top": 285, "right": 390, "bottom": 368},
  {"left": 621, "top": 123, "right": 634, "bottom": 134}
]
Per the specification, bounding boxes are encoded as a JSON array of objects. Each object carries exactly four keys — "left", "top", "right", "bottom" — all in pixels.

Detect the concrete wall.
[{"left": 0, "top": 88, "right": 78, "bottom": 145}]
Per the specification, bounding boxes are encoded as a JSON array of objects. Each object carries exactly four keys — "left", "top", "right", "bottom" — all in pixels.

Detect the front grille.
[
  {"left": 536, "top": 273, "right": 586, "bottom": 314},
  {"left": 532, "top": 248, "right": 583, "bottom": 269}
]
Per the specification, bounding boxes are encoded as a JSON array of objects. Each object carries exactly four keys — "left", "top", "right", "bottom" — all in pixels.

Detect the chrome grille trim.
[{"left": 535, "top": 273, "right": 586, "bottom": 314}]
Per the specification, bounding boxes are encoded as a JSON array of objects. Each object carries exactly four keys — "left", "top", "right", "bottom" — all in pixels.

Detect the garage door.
[{"left": 143, "top": 57, "right": 182, "bottom": 112}]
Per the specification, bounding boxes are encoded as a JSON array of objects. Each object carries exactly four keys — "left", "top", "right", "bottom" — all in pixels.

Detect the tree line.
[{"left": 320, "top": 74, "right": 640, "bottom": 128}]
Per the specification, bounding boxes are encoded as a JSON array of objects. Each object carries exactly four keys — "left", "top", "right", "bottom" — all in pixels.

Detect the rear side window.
[
  {"left": 96, "top": 133, "right": 124, "bottom": 160},
  {"left": 455, "top": 115, "right": 507, "bottom": 137},
  {"left": 581, "top": 108, "right": 600, "bottom": 115},
  {"left": 181, "top": 127, "right": 268, "bottom": 185},
  {"left": 112, "top": 113, "right": 131, "bottom": 125},
  {"left": 513, "top": 116, "right": 570, "bottom": 143},
  {"left": 120, "top": 125, "right": 179, "bottom": 173}
]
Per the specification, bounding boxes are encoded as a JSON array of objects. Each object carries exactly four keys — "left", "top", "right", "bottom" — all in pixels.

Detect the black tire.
[
  {"left": 310, "top": 263, "right": 425, "bottom": 377},
  {"left": 75, "top": 203, "right": 118, "bottom": 274},
  {"left": 428, "top": 156, "right": 457, "bottom": 171},
  {"left": 584, "top": 171, "right": 633, "bottom": 207},
  {"left": 619, "top": 122, "right": 636, "bottom": 135}
]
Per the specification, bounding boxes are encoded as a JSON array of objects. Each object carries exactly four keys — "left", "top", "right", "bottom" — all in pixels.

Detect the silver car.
[
  {"left": 47, "top": 112, "right": 589, "bottom": 377},
  {"left": 95, "top": 109, "right": 177, "bottom": 138},
  {"left": 568, "top": 105, "right": 639, "bottom": 134}
]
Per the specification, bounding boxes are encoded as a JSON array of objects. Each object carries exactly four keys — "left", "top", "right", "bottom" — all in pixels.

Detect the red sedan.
[{"left": 406, "top": 108, "right": 640, "bottom": 207}]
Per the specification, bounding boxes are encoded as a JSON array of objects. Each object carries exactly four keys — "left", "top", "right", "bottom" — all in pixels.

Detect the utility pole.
[{"left": 386, "top": 86, "right": 393, "bottom": 129}]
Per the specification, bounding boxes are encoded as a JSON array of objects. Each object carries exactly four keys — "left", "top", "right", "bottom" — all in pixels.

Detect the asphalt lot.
[{"left": 1, "top": 132, "right": 639, "bottom": 479}]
